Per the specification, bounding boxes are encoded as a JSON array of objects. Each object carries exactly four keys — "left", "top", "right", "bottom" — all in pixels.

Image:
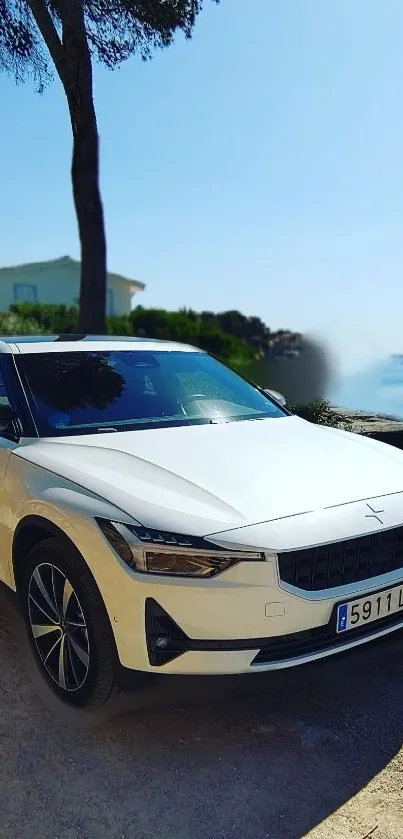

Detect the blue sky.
[{"left": 1, "top": 0, "right": 402, "bottom": 374}]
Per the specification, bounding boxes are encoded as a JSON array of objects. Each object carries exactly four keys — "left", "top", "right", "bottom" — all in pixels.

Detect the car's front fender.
[{"left": 1, "top": 454, "right": 139, "bottom": 589}]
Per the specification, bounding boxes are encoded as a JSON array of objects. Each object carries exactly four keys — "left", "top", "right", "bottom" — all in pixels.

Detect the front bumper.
[
  {"left": 145, "top": 590, "right": 403, "bottom": 673},
  {"left": 69, "top": 518, "right": 403, "bottom": 676}
]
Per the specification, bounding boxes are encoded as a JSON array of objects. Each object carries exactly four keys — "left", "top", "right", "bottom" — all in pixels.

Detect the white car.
[{"left": 0, "top": 335, "right": 403, "bottom": 712}]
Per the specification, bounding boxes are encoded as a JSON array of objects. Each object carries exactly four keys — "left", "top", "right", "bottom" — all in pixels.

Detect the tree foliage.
[
  {"left": 0, "top": 1, "right": 216, "bottom": 88},
  {"left": 200, "top": 310, "right": 272, "bottom": 353},
  {"left": 0, "top": 1, "right": 47, "bottom": 87}
]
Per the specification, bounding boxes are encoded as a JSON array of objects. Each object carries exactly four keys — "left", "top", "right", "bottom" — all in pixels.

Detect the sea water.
[{"left": 330, "top": 355, "right": 403, "bottom": 419}]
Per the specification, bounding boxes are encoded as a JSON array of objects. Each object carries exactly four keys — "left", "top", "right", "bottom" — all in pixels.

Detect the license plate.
[{"left": 337, "top": 583, "right": 403, "bottom": 633}]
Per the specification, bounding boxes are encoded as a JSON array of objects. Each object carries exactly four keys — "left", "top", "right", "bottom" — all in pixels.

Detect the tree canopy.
[{"left": 1, "top": 1, "right": 215, "bottom": 88}]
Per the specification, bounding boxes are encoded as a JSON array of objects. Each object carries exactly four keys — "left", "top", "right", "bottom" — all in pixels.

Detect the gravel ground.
[{"left": 0, "top": 588, "right": 402, "bottom": 839}]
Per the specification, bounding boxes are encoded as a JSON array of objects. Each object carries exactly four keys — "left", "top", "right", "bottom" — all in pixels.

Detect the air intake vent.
[{"left": 145, "top": 599, "right": 188, "bottom": 666}]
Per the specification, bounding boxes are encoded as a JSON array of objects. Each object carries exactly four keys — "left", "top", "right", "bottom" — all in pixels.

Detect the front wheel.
[{"left": 19, "top": 538, "right": 120, "bottom": 709}]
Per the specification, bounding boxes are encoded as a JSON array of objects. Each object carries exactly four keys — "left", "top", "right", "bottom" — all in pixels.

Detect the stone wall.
[{"left": 331, "top": 408, "right": 403, "bottom": 450}]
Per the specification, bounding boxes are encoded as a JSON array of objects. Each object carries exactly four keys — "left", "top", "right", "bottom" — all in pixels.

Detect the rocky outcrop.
[{"left": 331, "top": 408, "right": 403, "bottom": 449}]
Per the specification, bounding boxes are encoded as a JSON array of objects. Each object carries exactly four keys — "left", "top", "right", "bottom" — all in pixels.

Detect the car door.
[{"left": 0, "top": 362, "right": 21, "bottom": 585}]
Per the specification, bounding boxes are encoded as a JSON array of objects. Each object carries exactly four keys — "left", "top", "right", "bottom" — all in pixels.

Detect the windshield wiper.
[
  {"left": 96, "top": 427, "right": 118, "bottom": 433},
  {"left": 209, "top": 413, "right": 271, "bottom": 425},
  {"left": 209, "top": 417, "right": 230, "bottom": 424}
]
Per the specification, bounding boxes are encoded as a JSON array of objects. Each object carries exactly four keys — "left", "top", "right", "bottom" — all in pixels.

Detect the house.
[{"left": 0, "top": 256, "right": 145, "bottom": 316}]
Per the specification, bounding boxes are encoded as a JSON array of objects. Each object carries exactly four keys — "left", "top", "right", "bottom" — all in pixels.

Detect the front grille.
[
  {"left": 252, "top": 604, "right": 403, "bottom": 665},
  {"left": 278, "top": 527, "right": 403, "bottom": 591}
]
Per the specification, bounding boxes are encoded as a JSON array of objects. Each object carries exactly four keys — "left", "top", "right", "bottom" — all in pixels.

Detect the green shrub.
[
  {"left": 287, "top": 399, "right": 352, "bottom": 431},
  {"left": 5, "top": 302, "right": 254, "bottom": 365},
  {"left": 0, "top": 311, "right": 44, "bottom": 335},
  {"left": 128, "top": 307, "right": 254, "bottom": 362},
  {"left": 105, "top": 315, "right": 133, "bottom": 336},
  {"left": 10, "top": 302, "right": 78, "bottom": 333}
]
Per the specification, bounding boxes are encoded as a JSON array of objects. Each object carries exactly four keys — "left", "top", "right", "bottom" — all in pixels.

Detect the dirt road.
[{"left": 0, "top": 590, "right": 402, "bottom": 839}]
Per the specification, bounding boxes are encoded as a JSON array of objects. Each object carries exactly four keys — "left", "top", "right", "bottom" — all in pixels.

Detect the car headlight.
[{"left": 96, "top": 519, "right": 264, "bottom": 578}]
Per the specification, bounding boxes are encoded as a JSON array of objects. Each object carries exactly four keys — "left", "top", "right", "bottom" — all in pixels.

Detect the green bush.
[
  {"left": 287, "top": 399, "right": 352, "bottom": 431},
  {"left": 6, "top": 302, "right": 254, "bottom": 365},
  {"left": 10, "top": 302, "right": 78, "bottom": 334},
  {"left": 0, "top": 311, "right": 44, "bottom": 335},
  {"left": 128, "top": 307, "right": 254, "bottom": 362}
]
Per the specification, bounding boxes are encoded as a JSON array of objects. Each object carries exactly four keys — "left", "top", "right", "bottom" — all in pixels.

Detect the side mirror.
[
  {"left": 265, "top": 388, "right": 286, "bottom": 407},
  {"left": 0, "top": 399, "right": 14, "bottom": 434}
]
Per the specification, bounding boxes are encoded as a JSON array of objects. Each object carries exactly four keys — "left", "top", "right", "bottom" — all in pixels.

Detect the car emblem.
[{"left": 365, "top": 503, "right": 384, "bottom": 525}]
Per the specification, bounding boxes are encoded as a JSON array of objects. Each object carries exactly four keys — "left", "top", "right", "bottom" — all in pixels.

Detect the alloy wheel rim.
[{"left": 27, "top": 563, "right": 90, "bottom": 692}]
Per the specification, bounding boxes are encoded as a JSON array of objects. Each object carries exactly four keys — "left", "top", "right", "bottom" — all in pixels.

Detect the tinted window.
[
  {"left": 0, "top": 370, "right": 10, "bottom": 406},
  {"left": 15, "top": 350, "right": 286, "bottom": 436},
  {"left": 0, "top": 365, "right": 15, "bottom": 438}
]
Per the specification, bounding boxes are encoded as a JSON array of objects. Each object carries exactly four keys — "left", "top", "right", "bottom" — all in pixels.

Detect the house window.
[
  {"left": 106, "top": 289, "right": 114, "bottom": 316},
  {"left": 13, "top": 283, "right": 37, "bottom": 303}
]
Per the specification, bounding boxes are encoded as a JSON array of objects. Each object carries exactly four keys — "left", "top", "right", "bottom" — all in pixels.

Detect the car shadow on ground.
[{"left": 0, "top": 584, "right": 402, "bottom": 839}]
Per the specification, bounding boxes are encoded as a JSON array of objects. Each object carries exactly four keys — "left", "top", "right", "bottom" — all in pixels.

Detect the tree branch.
[{"left": 26, "top": 0, "right": 65, "bottom": 80}]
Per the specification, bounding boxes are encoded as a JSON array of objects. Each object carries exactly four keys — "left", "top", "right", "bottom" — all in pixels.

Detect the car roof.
[{"left": 0, "top": 335, "right": 200, "bottom": 355}]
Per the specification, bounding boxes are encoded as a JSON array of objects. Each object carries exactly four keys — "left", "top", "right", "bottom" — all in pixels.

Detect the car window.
[
  {"left": 0, "top": 381, "right": 10, "bottom": 407},
  {"left": 0, "top": 363, "right": 11, "bottom": 403},
  {"left": 15, "top": 350, "right": 286, "bottom": 436},
  {"left": 0, "top": 366, "right": 14, "bottom": 437}
]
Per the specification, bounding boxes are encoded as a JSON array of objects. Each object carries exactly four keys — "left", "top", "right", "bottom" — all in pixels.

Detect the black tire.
[{"left": 18, "top": 537, "right": 120, "bottom": 709}]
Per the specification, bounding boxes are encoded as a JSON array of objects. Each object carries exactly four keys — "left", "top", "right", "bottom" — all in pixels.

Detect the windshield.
[{"left": 15, "top": 350, "right": 286, "bottom": 437}]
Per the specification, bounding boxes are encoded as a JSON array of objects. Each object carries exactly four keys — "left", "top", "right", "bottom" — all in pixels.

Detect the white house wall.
[{"left": 0, "top": 261, "right": 139, "bottom": 317}]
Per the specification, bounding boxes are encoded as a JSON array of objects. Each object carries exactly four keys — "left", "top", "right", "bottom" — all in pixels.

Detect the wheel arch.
[
  {"left": 12, "top": 515, "right": 131, "bottom": 703},
  {"left": 12, "top": 515, "right": 84, "bottom": 592}
]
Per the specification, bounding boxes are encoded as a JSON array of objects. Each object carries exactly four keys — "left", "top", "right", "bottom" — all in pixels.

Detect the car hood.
[{"left": 14, "top": 416, "right": 403, "bottom": 537}]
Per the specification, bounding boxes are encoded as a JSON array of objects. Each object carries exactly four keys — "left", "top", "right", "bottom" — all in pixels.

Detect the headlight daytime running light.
[{"left": 96, "top": 519, "right": 264, "bottom": 578}]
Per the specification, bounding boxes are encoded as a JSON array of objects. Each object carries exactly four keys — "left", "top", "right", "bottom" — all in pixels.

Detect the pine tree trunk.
[
  {"left": 26, "top": 1, "right": 107, "bottom": 334},
  {"left": 62, "top": 22, "right": 106, "bottom": 334},
  {"left": 70, "top": 100, "right": 107, "bottom": 334}
]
